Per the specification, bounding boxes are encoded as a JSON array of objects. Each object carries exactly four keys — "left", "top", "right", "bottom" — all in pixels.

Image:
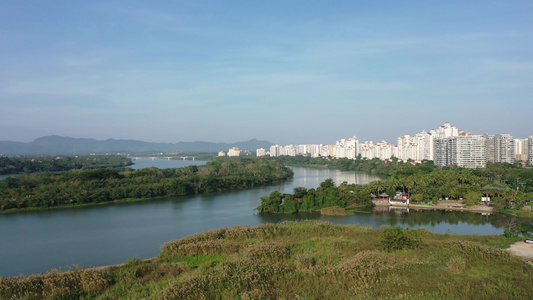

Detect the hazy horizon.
[{"left": 2, "top": 1, "right": 532, "bottom": 145}]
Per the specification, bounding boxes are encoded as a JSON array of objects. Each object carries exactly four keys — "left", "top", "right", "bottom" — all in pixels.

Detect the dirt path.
[{"left": 507, "top": 241, "right": 533, "bottom": 260}]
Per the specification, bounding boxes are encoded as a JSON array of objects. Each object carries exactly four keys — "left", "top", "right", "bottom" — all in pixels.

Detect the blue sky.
[{"left": 1, "top": 1, "right": 532, "bottom": 145}]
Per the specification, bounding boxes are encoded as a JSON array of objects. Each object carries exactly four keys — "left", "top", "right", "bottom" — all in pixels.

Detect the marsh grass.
[
  {"left": 320, "top": 206, "right": 346, "bottom": 216},
  {"left": 2, "top": 220, "right": 532, "bottom": 299}
]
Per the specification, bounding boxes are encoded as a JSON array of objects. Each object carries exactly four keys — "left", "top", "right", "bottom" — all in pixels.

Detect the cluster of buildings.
[
  {"left": 256, "top": 123, "right": 533, "bottom": 169},
  {"left": 218, "top": 147, "right": 251, "bottom": 157}
]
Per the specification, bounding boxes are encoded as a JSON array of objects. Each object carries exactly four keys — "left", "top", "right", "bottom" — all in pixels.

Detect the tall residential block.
[
  {"left": 269, "top": 145, "right": 281, "bottom": 157},
  {"left": 335, "top": 136, "right": 358, "bottom": 159},
  {"left": 434, "top": 135, "right": 487, "bottom": 168},
  {"left": 256, "top": 148, "right": 266, "bottom": 157},
  {"left": 529, "top": 136, "right": 533, "bottom": 165},
  {"left": 484, "top": 134, "right": 514, "bottom": 164}
]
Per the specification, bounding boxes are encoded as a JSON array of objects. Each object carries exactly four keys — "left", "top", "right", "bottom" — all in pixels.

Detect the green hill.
[{"left": 1, "top": 221, "right": 532, "bottom": 299}]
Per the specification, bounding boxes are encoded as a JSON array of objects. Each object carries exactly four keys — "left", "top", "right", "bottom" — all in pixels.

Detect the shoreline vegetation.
[
  {"left": 0, "top": 159, "right": 293, "bottom": 213},
  {"left": 261, "top": 156, "right": 533, "bottom": 218},
  {"left": 0, "top": 156, "right": 133, "bottom": 175},
  {"left": 1, "top": 221, "right": 532, "bottom": 298}
]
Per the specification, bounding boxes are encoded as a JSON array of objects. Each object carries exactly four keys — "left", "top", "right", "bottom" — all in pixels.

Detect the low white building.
[
  {"left": 227, "top": 147, "right": 242, "bottom": 157},
  {"left": 256, "top": 148, "right": 266, "bottom": 157}
]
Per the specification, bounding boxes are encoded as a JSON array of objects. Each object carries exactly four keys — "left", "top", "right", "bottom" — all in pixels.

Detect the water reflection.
[
  {"left": 129, "top": 157, "right": 207, "bottom": 170},
  {"left": 293, "top": 167, "right": 379, "bottom": 189},
  {"left": 0, "top": 174, "right": 16, "bottom": 180}
]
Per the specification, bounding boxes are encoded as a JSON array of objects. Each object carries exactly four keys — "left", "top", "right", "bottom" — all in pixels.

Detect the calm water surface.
[
  {"left": 0, "top": 159, "right": 511, "bottom": 277},
  {"left": 129, "top": 157, "right": 208, "bottom": 170}
]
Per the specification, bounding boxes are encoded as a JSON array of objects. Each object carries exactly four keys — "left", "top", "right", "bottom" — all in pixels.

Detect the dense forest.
[
  {"left": 260, "top": 157, "right": 533, "bottom": 213},
  {"left": 0, "top": 156, "right": 133, "bottom": 174},
  {"left": 0, "top": 159, "right": 293, "bottom": 212}
]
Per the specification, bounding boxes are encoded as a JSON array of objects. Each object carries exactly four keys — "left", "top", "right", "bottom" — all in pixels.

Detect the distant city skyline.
[
  {"left": 259, "top": 122, "right": 531, "bottom": 168},
  {"left": 0, "top": 121, "right": 530, "bottom": 147},
  {"left": 1, "top": 2, "right": 532, "bottom": 145}
]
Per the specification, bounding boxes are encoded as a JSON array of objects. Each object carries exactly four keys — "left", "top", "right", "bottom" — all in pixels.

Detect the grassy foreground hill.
[{"left": 1, "top": 221, "right": 532, "bottom": 299}]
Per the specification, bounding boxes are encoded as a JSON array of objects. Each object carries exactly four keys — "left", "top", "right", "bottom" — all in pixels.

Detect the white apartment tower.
[
  {"left": 514, "top": 138, "right": 529, "bottom": 161},
  {"left": 397, "top": 131, "right": 434, "bottom": 161},
  {"left": 434, "top": 135, "right": 487, "bottom": 168},
  {"left": 455, "top": 135, "right": 487, "bottom": 168},
  {"left": 435, "top": 122, "right": 459, "bottom": 138},
  {"left": 529, "top": 136, "right": 533, "bottom": 165},
  {"left": 375, "top": 140, "right": 396, "bottom": 160},
  {"left": 256, "top": 148, "right": 266, "bottom": 157},
  {"left": 227, "top": 147, "right": 242, "bottom": 157},
  {"left": 433, "top": 138, "right": 449, "bottom": 168},
  {"left": 269, "top": 145, "right": 281, "bottom": 157},
  {"left": 283, "top": 145, "right": 298, "bottom": 156},
  {"left": 397, "top": 123, "right": 459, "bottom": 162},
  {"left": 484, "top": 134, "right": 514, "bottom": 164},
  {"left": 335, "top": 136, "right": 358, "bottom": 159}
]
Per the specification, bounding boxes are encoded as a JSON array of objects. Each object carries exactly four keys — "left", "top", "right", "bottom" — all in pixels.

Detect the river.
[{"left": 0, "top": 158, "right": 513, "bottom": 277}]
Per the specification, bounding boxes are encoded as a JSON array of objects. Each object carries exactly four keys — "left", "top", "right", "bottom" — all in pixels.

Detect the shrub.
[{"left": 380, "top": 226, "right": 422, "bottom": 252}]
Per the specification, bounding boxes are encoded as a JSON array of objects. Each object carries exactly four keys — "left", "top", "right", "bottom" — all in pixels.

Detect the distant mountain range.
[{"left": 0, "top": 136, "right": 274, "bottom": 155}]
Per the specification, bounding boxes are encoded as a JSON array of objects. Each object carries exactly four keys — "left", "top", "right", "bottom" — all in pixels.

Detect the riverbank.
[
  {"left": 408, "top": 200, "right": 494, "bottom": 213},
  {"left": 1, "top": 221, "right": 531, "bottom": 299},
  {"left": 0, "top": 196, "right": 169, "bottom": 215}
]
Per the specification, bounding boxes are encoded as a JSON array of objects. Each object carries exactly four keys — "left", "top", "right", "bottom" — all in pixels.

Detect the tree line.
[
  {"left": 265, "top": 155, "right": 437, "bottom": 176},
  {"left": 0, "top": 156, "right": 133, "bottom": 174},
  {"left": 0, "top": 159, "right": 293, "bottom": 212},
  {"left": 260, "top": 156, "right": 533, "bottom": 213}
]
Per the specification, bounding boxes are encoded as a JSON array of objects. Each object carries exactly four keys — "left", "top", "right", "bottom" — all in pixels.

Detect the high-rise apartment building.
[
  {"left": 335, "top": 136, "right": 358, "bottom": 159},
  {"left": 529, "top": 136, "right": 533, "bottom": 165},
  {"left": 456, "top": 135, "right": 487, "bottom": 168},
  {"left": 358, "top": 140, "right": 397, "bottom": 160},
  {"left": 434, "top": 135, "right": 487, "bottom": 168},
  {"left": 397, "top": 123, "right": 458, "bottom": 162},
  {"left": 269, "top": 145, "right": 281, "bottom": 157},
  {"left": 435, "top": 122, "right": 459, "bottom": 138},
  {"left": 256, "top": 148, "right": 266, "bottom": 157},
  {"left": 484, "top": 134, "right": 514, "bottom": 164},
  {"left": 515, "top": 138, "right": 529, "bottom": 161},
  {"left": 433, "top": 138, "right": 450, "bottom": 168}
]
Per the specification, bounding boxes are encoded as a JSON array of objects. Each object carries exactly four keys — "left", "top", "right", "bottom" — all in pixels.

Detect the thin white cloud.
[
  {"left": 62, "top": 57, "right": 104, "bottom": 67},
  {"left": 480, "top": 59, "right": 533, "bottom": 73},
  {"left": 345, "top": 81, "right": 411, "bottom": 91}
]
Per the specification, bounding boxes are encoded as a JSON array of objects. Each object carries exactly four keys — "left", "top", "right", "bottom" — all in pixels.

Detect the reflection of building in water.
[
  {"left": 371, "top": 206, "right": 409, "bottom": 214},
  {"left": 389, "top": 206, "right": 409, "bottom": 214},
  {"left": 294, "top": 168, "right": 381, "bottom": 188},
  {"left": 372, "top": 206, "right": 389, "bottom": 214}
]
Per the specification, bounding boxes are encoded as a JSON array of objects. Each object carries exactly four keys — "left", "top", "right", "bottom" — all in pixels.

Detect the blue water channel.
[{"left": 0, "top": 158, "right": 507, "bottom": 277}]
